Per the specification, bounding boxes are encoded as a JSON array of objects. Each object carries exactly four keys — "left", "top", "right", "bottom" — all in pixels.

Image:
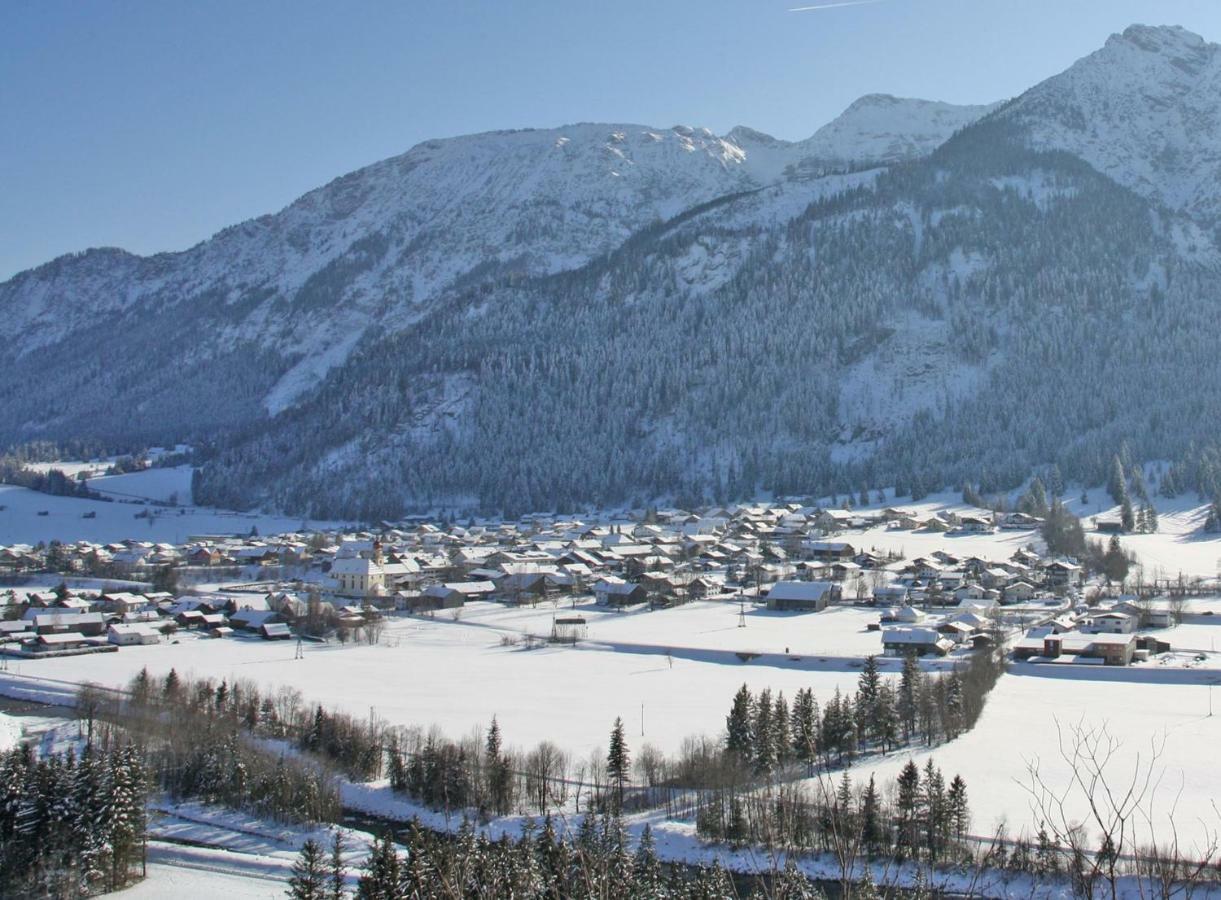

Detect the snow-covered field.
[
  {"left": 0, "top": 471, "right": 343, "bottom": 545},
  {"left": 842, "top": 664, "right": 1221, "bottom": 850},
  {"left": 6, "top": 605, "right": 875, "bottom": 756},
  {"left": 88, "top": 465, "right": 195, "bottom": 504}
]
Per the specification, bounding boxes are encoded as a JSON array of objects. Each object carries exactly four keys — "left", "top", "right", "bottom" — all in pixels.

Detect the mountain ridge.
[{"left": 5, "top": 24, "right": 1221, "bottom": 518}]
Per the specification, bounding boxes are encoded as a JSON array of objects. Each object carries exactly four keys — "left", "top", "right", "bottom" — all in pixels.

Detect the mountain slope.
[
  {"left": 998, "top": 24, "right": 1221, "bottom": 220},
  {"left": 0, "top": 97, "right": 994, "bottom": 438}
]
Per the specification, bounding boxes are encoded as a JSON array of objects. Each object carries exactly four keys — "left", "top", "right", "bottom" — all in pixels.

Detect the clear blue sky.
[{"left": 3, "top": 0, "right": 1220, "bottom": 281}]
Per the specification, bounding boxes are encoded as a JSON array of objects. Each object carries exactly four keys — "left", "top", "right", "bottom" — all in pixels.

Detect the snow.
[
  {"left": 88, "top": 465, "right": 195, "bottom": 504},
  {"left": 0, "top": 480, "right": 342, "bottom": 545},
  {"left": 0, "top": 712, "right": 22, "bottom": 752},
  {"left": 1005, "top": 24, "right": 1221, "bottom": 220},
  {"left": 841, "top": 665, "right": 1221, "bottom": 850},
  {"left": 123, "top": 859, "right": 287, "bottom": 899},
  {"left": 2, "top": 606, "right": 872, "bottom": 757}
]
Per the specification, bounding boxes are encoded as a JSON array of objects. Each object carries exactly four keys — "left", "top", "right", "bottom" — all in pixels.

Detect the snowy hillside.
[
  {"left": 999, "top": 24, "right": 1221, "bottom": 220},
  {"left": 0, "top": 98, "right": 993, "bottom": 425}
]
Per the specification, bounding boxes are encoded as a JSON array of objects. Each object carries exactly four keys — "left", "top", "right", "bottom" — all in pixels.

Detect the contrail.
[{"left": 789, "top": 0, "right": 884, "bottom": 11}]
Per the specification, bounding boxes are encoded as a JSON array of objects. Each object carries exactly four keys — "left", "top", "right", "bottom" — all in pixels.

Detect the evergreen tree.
[
  {"left": 861, "top": 775, "right": 883, "bottom": 855},
  {"left": 898, "top": 653, "right": 920, "bottom": 741},
  {"left": 726, "top": 684, "right": 754, "bottom": 765},
  {"left": 790, "top": 688, "right": 819, "bottom": 772},
  {"left": 753, "top": 688, "right": 776, "bottom": 776},
  {"left": 895, "top": 760, "right": 921, "bottom": 860},
  {"left": 356, "top": 834, "right": 402, "bottom": 900},
  {"left": 328, "top": 830, "right": 347, "bottom": 900},
  {"left": 631, "top": 824, "right": 664, "bottom": 896},
  {"left": 1102, "top": 535, "right": 1130, "bottom": 583},
  {"left": 606, "top": 718, "right": 630, "bottom": 810},
  {"left": 289, "top": 839, "right": 329, "bottom": 900},
  {"left": 947, "top": 774, "right": 969, "bottom": 842}
]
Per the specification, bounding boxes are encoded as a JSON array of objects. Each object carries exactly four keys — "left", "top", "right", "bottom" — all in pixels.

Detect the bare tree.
[{"left": 1021, "top": 718, "right": 1183, "bottom": 900}]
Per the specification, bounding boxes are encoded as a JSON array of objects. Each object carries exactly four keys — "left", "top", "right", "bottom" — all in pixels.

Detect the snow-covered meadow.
[
  {"left": 0, "top": 466, "right": 344, "bottom": 545},
  {"left": 4, "top": 604, "right": 874, "bottom": 757}
]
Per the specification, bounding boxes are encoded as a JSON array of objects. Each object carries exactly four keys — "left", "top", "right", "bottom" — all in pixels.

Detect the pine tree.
[
  {"left": 289, "top": 839, "right": 328, "bottom": 899},
  {"left": 355, "top": 834, "right": 401, "bottom": 900},
  {"left": 856, "top": 655, "right": 882, "bottom": 745},
  {"left": 606, "top": 717, "right": 630, "bottom": 811},
  {"left": 921, "top": 760, "right": 946, "bottom": 861},
  {"left": 328, "top": 830, "right": 346, "bottom": 900},
  {"left": 631, "top": 824, "right": 664, "bottom": 896},
  {"left": 790, "top": 688, "right": 819, "bottom": 772},
  {"left": 726, "top": 684, "right": 754, "bottom": 765},
  {"left": 895, "top": 760, "right": 921, "bottom": 861},
  {"left": 898, "top": 653, "right": 920, "bottom": 741},
  {"left": 773, "top": 691, "right": 791, "bottom": 767},
  {"left": 753, "top": 688, "right": 776, "bottom": 776},
  {"left": 1120, "top": 494, "right": 1136, "bottom": 533},
  {"left": 860, "top": 775, "right": 883, "bottom": 854},
  {"left": 947, "top": 774, "right": 969, "bottom": 842},
  {"left": 1108, "top": 454, "right": 1129, "bottom": 506}
]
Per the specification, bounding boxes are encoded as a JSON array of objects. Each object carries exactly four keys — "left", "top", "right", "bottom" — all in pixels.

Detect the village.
[{"left": 2, "top": 499, "right": 1215, "bottom": 673}]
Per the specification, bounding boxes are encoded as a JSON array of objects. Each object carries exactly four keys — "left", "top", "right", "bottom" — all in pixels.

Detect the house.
[
  {"left": 1044, "top": 561, "right": 1084, "bottom": 589},
  {"left": 806, "top": 541, "right": 856, "bottom": 561},
  {"left": 1088, "top": 611, "right": 1136, "bottom": 634},
  {"left": 1002, "top": 581, "right": 1038, "bottom": 604},
  {"left": 956, "top": 516, "right": 995, "bottom": 534},
  {"left": 881, "top": 627, "right": 955, "bottom": 657},
  {"left": 496, "top": 572, "right": 549, "bottom": 604},
  {"left": 873, "top": 584, "right": 909, "bottom": 605},
  {"left": 260, "top": 622, "right": 293, "bottom": 641},
  {"left": 1000, "top": 512, "right": 1043, "bottom": 531},
  {"left": 765, "top": 581, "right": 841, "bottom": 612},
  {"left": 1041, "top": 632, "right": 1136, "bottom": 666},
  {"left": 27, "top": 611, "right": 106, "bottom": 637},
  {"left": 107, "top": 623, "right": 161, "bottom": 646},
  {"left": 593, "top": 580, "right": 646, "bottom": 607},
  {"left": 228, "top": 609, "right": 281, "bottom": 633}
]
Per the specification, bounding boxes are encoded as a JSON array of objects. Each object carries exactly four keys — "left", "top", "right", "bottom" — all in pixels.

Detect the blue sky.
[{"left": 3, "top": 1, "right": 1220, "bottom": 281}]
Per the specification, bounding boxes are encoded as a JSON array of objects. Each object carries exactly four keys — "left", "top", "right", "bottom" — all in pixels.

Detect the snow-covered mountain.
[
  {"left": 5, "top": 24, "right": 1221, "bottom": 519},
  {"left": 998, "top": 24, "right": 1221, "bottom": 219},
  {"left": 1, "top": 98, "right": 993, "bottom": 417}
]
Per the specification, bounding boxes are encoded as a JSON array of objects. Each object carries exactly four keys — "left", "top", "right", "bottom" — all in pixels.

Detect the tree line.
[{"left": 0, "top": 743, "right": 147, "bottom": 898}]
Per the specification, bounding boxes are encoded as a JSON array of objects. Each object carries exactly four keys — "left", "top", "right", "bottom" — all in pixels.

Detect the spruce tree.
[
  {"left": 606, "top": 717, "right": 630, "bottom": 810},
  {"left": 726, "top": 684, "right": 754, "bottom": 765},
  {"left": 895, "top": 760, "right": 921, "bottom": 860},
  {"left": 328, "top": 830, "right": 346, "bottom": 900},
  {"left": 289, "top": 839, "right": 328, "bottom": 900}
]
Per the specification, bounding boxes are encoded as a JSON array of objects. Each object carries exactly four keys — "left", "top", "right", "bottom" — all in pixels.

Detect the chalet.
[
  {"left": 1002, "top": 581, "right": 1038, "bottom": 604},
  {"left": 27, "top": 611, "right": 106, "bottom": 637},
  {"left": 1044, "top": 560, "right": 1084, "bottom": 589},
  {"left": 806, "top": 541, "right": 856, "bottom": 561},
  {"left": 1087, "top": 611, "right": 1136, "bottom": 634},
  {"left": 1001, "top": 512, "right": 1044, "bottom": 530},
  {"left": 594, "top": 580, "right": 646, "bottom": 607},
  {"left": 260, "top": 622, "right": 293, "bottom": 641},
  {"left": 765, "top": 581, "right": 841, "bottom": 612},
  {"left": 496, "top": 572, "right": 549, "bottom": 604},
  {"left": 956, "top": 516, "right": 995, "bottom": 534},
  {"left": 228, "top": 609, "right": 281, "bottom": 633},
  {"left": 873, "top": 584, "right": 909, "bottom": 605},
  {"left": 881, "top": 627, "right": 954, "bottom": 657}
]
